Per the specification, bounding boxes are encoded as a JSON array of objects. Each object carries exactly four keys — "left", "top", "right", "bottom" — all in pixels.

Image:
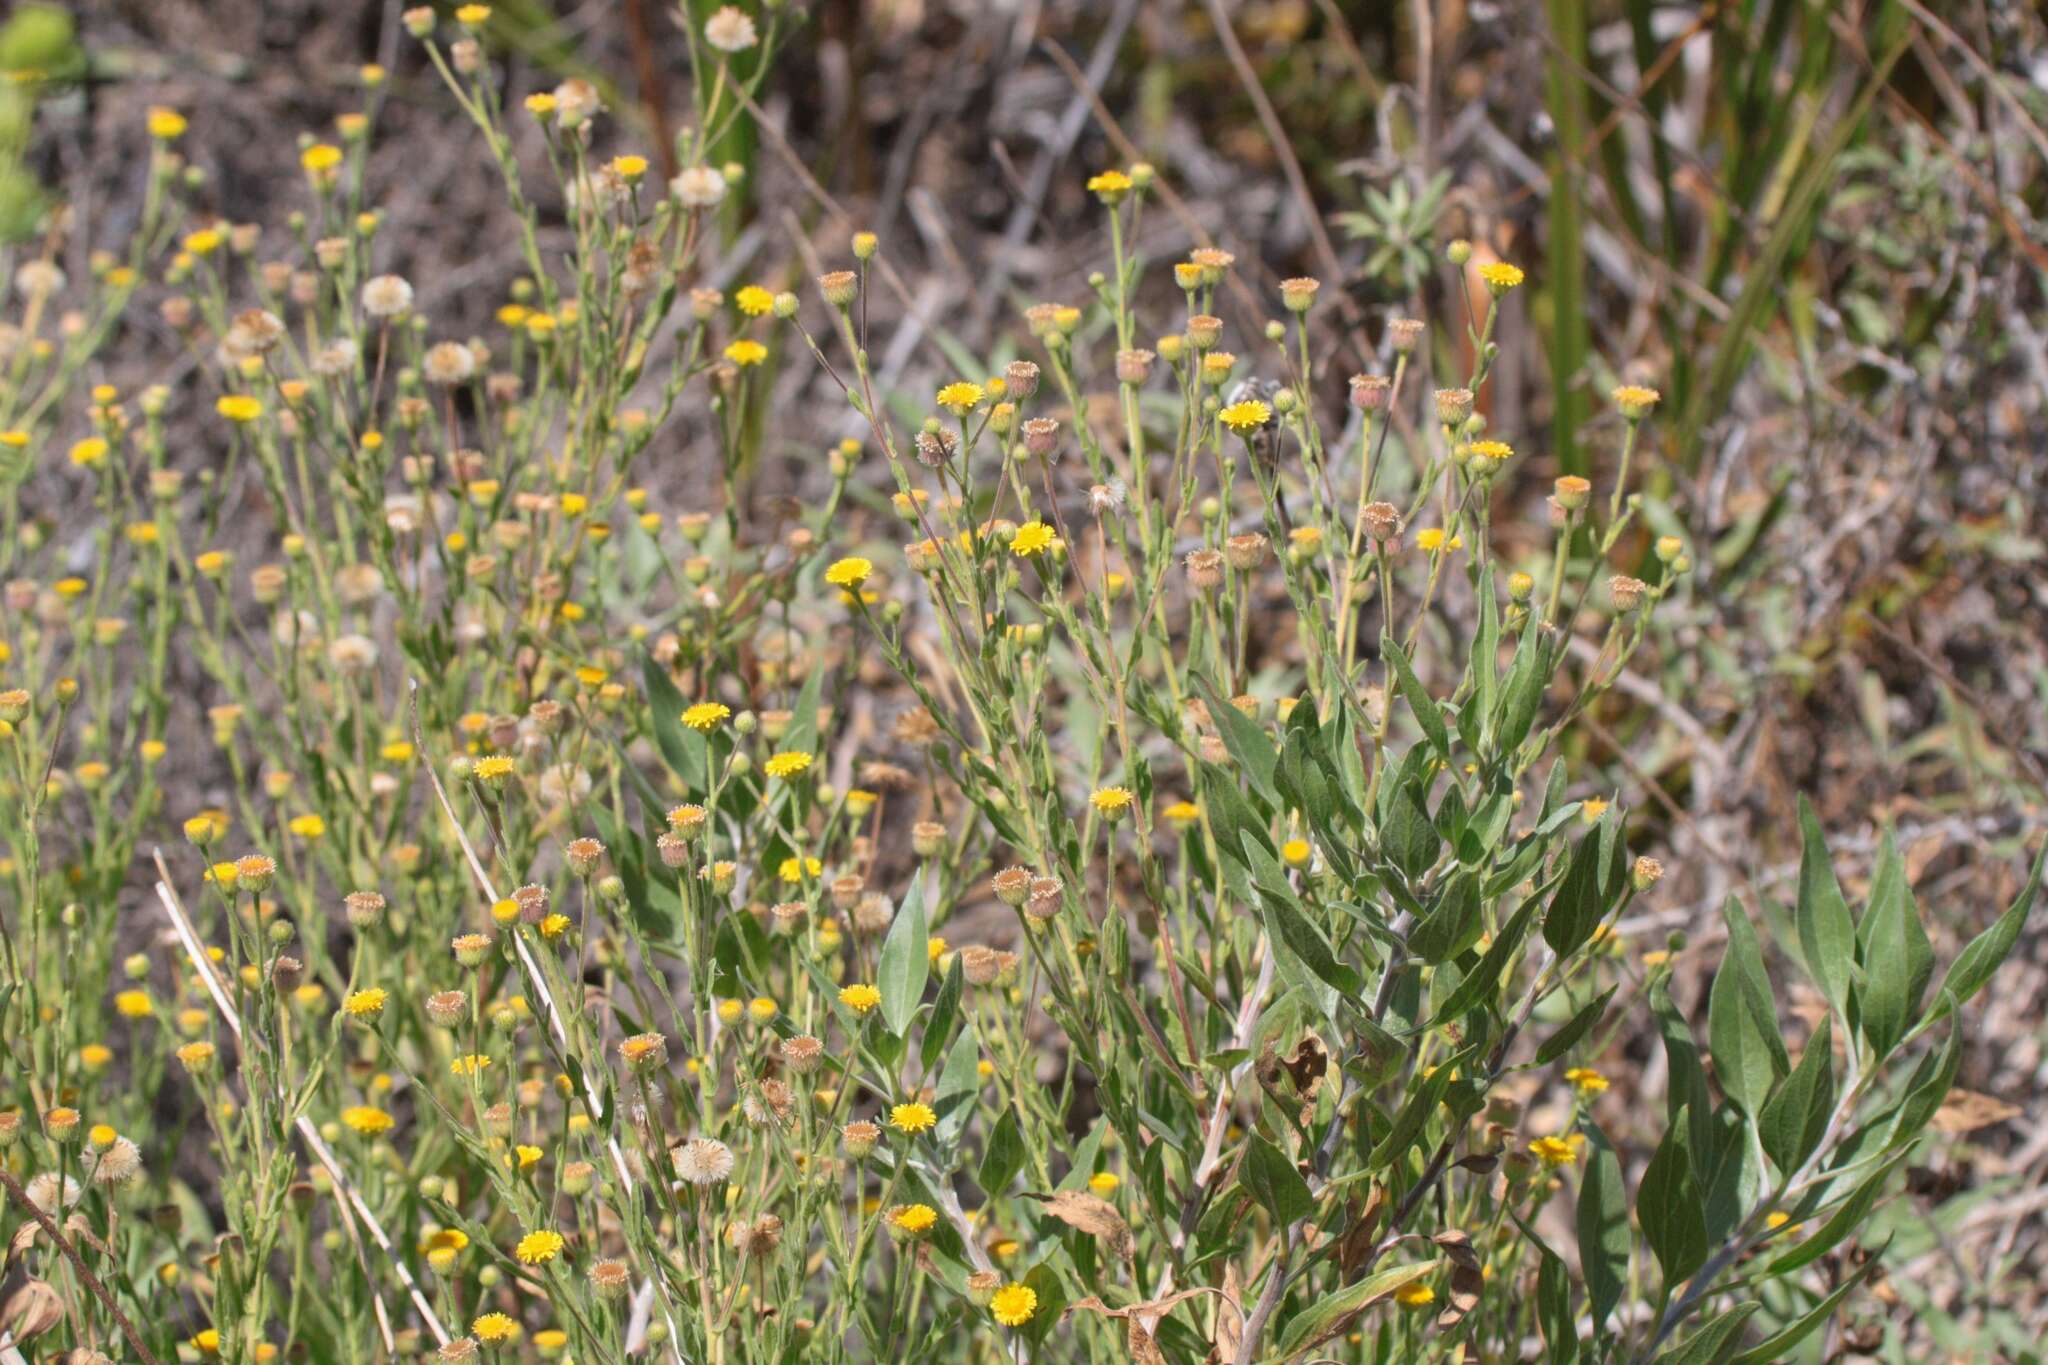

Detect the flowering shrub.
[{"left": 0, "top": 5, "right": 2039, "bottom": 1364}]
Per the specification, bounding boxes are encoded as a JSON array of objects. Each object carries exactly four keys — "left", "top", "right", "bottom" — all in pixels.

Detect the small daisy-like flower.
[
  {"left": 1086, "top": 169, "right": 1133, "bottom": 202},
  {"left": 301, "top": 143, "right": 344, "bottom": 174},
  {"left": 935, "top": 381, "right": 984, "bottom": 415},
  {"left": 779, "top": 855, "right": 823, "bottom": 883},
  {"left": 1565, "top": 1067, "right": 1609, "bottom": 1097},
  {"left": 611, "top": 154, "right": 648, "bottom": 181},
  {"left": 671, "top": 165, "right": 727, "bottom": 208},
  {"left": 147, "top": 107, "right": 188, "bottom": 139},
  {"left": 1090, "top": 786, "right": 1134, "bottom": 817},
  {"left": 1612, "top": 384, "right": 1661, "bottom": 420},
  {"left": 341, "top": 1105, "right": 395, "bottom": 1136},
  {"left": 824, "top": 557, "right": 872, "bottom": 589},
  {"left": 343, "top": 988, "right": 387, "bottom": 1018},
  {"left": 888, "top": 1101, "right": 937, "bottom": 1134},
  {"left": 1529, "top": 1135, "right": 1578, "bottom": 1167},
  {"left": 1218, "top": 399, "right": 1272, "bottom": 434},
  {"left": 471, "top": 1313, "right": 520, "bottom": 1345},
  {"left": 68, "top": 437, "right": 109, "bottom": 467},
  {"left": 682, "top": 701, "right": 731, "bottom": 731},
  {"left": 1479, "top": 261, "right": 1525, "bottom": 293},
  {"left": 451, "top": 1053, "right": 493, "bottom": 1077},
  {"left": 990, "top": 1283, "right": 1038, "bottom": 1327},
  {"left": 888, "top": 1202, "right": 939, "bottom": 1237},
  {"left": 1396, "top": 1281, "right": 1436, "bottom": 1308},
  {"left": 839, "top": 983, "right": 881, "bottom": 1014},
  {"left": 515, "top": 1229, "right": 566, "bottom": 1265},
  {"left": 724, "top": 339, "right": 768, "bottom": 367},
  {"left": 735, "top": 285, "right": 775, "bottom": 316},
  {"left": 473, "top": 754, "right": 517, "bottom": 784},
  {"left": 1011, "top": 521, "right": 1057, "bottom": 557},
  {"left": 763, "top": 751, "right": 813, "bottom": 780}
]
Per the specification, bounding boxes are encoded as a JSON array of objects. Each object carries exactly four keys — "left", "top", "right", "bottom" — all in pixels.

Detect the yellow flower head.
[
  {"left": 890, "top": 1203, "right": 938, "bottom": 1234},
  {"left": 68, "top": 437, "right": 110, "bottom": 467},
  {"left": 216, "top": 395, "right": 263, "bottom": 424},
  {"left": 724, "top": 339, "right": 768, "bottom": 367},
  {"left": 301, "top": 143, "right": 344, "bottom": 174},
  {"left": 888, "top": 1101, "right": 937, "bottom": 1134},
  {"left": 763, "top": 751, "right": 814, "bottom": 780},
  {"left": 1011, "top": 521, "right": 1057, "bottom": 557},
  {"left": 1090, "top": 786, "right": 1134, "bottom": 817},
  {"left": 990, "top": 1283, "right": 1039, "bottom": 1327},
  {"left": 839, "top": 983, "right": 881, "bottom": 1014},
  {"left": 343, "top": 989, "right": 387, "bottom": 1018},
  {"left": 935, "top": 382, "right": 984, "bottom": 416},
  {"left": 147, "top": 107, "right": 188, "bottom": 140},
  {"left": 1087, "top": 169, "right": 1133, "bottom": 202},
  {"left": 1396, "top": 1281, "right": 1436, "bottom": 1308},
  {"left": 1218, "top": 399, "right": 1272, "bottom": 434},
  {"left": 1565, "top": 1067, "right": 1610, "bottom": 1097},
  {"left": 1479, "top": 261, "right": 1525, "bottom": 293},
  {"left": 341, "top": 1105, "right": 395, "bottom": 1136},
  {"left": 451, "top": 1053, "right": 493, "bottom": 1077},
  {"left": 825, "top": 556, "right": 872, "bottom": 589},
  {"left": 472, "top": 1313, "right": 520, "bottom": 1345},
  {"left": 515, "top": 1229, "right": 566, "bottom": 1265},
  {"left": 735, "top": 285, "right": 775, "bottom": 317},
  {"left": 682, "top": 701, "right": 731, "bottom": 731},
  {"left": 611, "top": 154, "right": 649, "bottom": 181},
  {"left": 1529, "top": 1135, "right": 1579, "bottom": 1167}
]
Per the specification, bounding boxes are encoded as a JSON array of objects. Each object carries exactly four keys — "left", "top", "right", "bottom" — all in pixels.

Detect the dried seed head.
[
  {"left": 830, "top": 873, "right": 865, "bottom": 911},
  {"left": 1185, "top": 548, "right": 1225, "bottom": 591},
  {"left": 1361, "top": 501, "right": 1400, "bottom": 543},
  {"left": 960, "top": 945, "right": 1002, "bottom": 986},
  {"left": 1386, "top": 317, "right": 1424, "bottom": 353},
  {"left": 1279, "top": 277, "right": 1320, "bottom": 312},
  {"left": 1025, "top": 876, "right": 1063, "bottom": 922},
  {"left": 1225, "top": 532, "right": 1269, "bottom": 571},
  {"left": 1434, "top": 387, "right": 1474, "bottom": 426},
  {"left": 914, "top": 427, "right": 958, "bottom": 468},
  {"left": 1607, "top": 575, "right": 1648, "bottom": 613},
  {"left": 1115, "top": 348, "right": 1155, "bottom": 385},
  {"left": 853, "top": 893, "right": 894, "bottom": 936},
  {"left": 1631, "top": 856, "right": 1664, "bottom": 891},
  {"left": 513, "top": 883, "right": 549, "bottom": 923},
  {"left": 1021, "top": 416, "right": 1060, "bottom": 458},
  {"left": 912, "top": 820, "right": 947, "bottom": 858},
  {"left": 1004, "top": 360, "right": 1040, "bottom": 399},
  {"left": 589, "top": 1259, "right": 632, "bottom": 1299},
  {"left": 780, "top": 1035, "right": 824, "bottom": 1075},
  {"left": 817, "top": 270, "right": 857, "bottom": 308},
  {"left": 1186, "top": 314, "right": 1223, "bottom": 350},
  {"left": 1349, "top": 373, "right": 1390, "bottom": 412},
  {"left": 841, "top": 1121, "right": 880, "bottom": 1159},
  {"left": 426, "top": 990, "right": 468, "bottom": 1026},
  {"left": 565, "top": 837, "right": 605, "bottom": 877},
  {"left": 992, "top": 866, "right": 1032, "bottom": 907},
  {"left": 344, "top": 890, "right": 387, "bottom": 928},
  {"left": 271, "top": 956, "right": 304, "bottom": 992},
  {"left": 770, "top": 901, "right": 808, "bottom": 936}
]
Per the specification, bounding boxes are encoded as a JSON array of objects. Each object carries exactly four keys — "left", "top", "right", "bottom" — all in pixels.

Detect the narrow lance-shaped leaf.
[
  {"left": 878, "top": 866, "right": 930, "bottom": 1039},
  {"left": 1794, "top": 796, "right": 1855, "bottom": 1013}
]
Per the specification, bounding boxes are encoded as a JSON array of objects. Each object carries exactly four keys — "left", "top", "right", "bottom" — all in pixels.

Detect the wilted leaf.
[
  {"left": 1033, "top": 1189, "right": 1133, "bottom": 1263},
  {"left": 1929, "top": 1089, "right": 2022, "bottom": 1135}
]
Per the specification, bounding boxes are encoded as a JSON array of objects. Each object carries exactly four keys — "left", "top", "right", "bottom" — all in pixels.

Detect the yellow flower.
[
  {"left": 1396, "top": 1281, "right": 1436, "bottom": 1308},
  {"left": 472, "top": 1313, "right": 520, "bottom": 1345},
  {"left": 516, "top": 1229, "right": 566, "bottom": 1265},
  {"left": 456, "top": 3, "right": 492, "bottom": 23},
  {"left": 1529, "top": 1135, "right": 1578, "bottom": 1168},
  {"left": 1087, "top": 1171, "right": 1120, "bottom": 1195},
  {"left": 288, "top": 813, "right": 326, "bottom": 839},
  {"left": 890, "top": 1203, "right": 938, "bottom": 1234},
  {"left": 763, "top": 751, "right": 814, "bottom": 780},
  {"left": 341, "top": 1106, "right": 395, "bottom": 1136},
  {"left": 1011, "top": 521, "right": 1057, "bottom": 557},
  {"left": 682, "top": 701, "right": 731, "bottom": 731},
  {"left": 147, "top": 107, "right": 188, "bottom": 139},
  {"left": 182, "top": 228, "right": 223, "bottom": 256},
  {"left": 611, "top": 154, "right": 648, "bottom": 180},
  {"left": 473, "top": 754, "right": 517, "bottom": 784},
  {"left": 1090, "top": 786, "right": 1134, "bottom": 817},
  {"left": 193, "top": 1329, "right": 222, "bottom": 1355},
  {"left": 935, "top": 381, "right": 984, "bottom": 415},
  {"left": 451, "top": 1054, "right": 493, "bottom": 1077},
  {"left": 1218, "top": 399, "right": 1272, "bottom": 434},
  {"left": 216, "top": 395, "right": 263, "bottom": 423},
  {"left": 1613, "top": 385, "right": 1661, "bottom": 420},
  {"left": 1280, "top": 838, "right": 1312, "bottom": 868},
  {"left": 80, "top": 1043, "right": 113, "bottom": 1071},
  {"left": 735, "top": 285, "right": 775, "bottom": 317},
  {"left": 779, "top": 855, "right": 823, "bottom": 883},
  {"left": 724, "top": 339, "right": 768, "bottom": 366},
  {"left": 68, "top": 437, "right": 110, "bottom": 467},
  {"left": 990, "top": 1283, "right": 1038, "bottom": 1327},
  {"left": 114, "top": 990, "right": 153, "bottom": 1018},
  {"left": 343, "top": 989, "right": 387, "bottom": 1018},
  {"left": 301, "top": 143, "right": 344, "bottom": 174},
  {"left": 1086, "top": 169, "right": 1133, "bottom": 202},
  {"left": 889, "top": 1101, "right": 937, "bottom": 1134},
  {"left": 825, "top": 556, "right": 872, "bottom": 589},
  {"left": 1565, "top": 1067, "right": 1609, "bottom": 1097},
  {"left": 1580, "top": 797, "right": 1609, "bottom": 824},
  {"left": 839, "top": 983, "right": 881, "bottom": 1013},
  {"left": 1479, "top": 261, "right": 1525, "bottom": 293}
]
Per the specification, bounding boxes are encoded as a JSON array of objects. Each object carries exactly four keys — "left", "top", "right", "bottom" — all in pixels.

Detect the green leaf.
[
  {"left": 1543, "top": 827, "right": 1612, "bottom": 957},
  {"left": 1576, "top": 1127, "right": 1629, "bottom": 1332},
  {"left": 1637, "top": 1112, "right": 1707, "bottom": 1284},
  {"left": 1382, "top": 634, "right": 1451, "bottom": 763},
  {"left": 1198, "top": 675, "right": 1279, "bottom": 801},
  {"left": 1853, "top": 829, "right": 1933, "bottom": 1059},
  {"left": 1243, "top": 1133, "right": 1314, "bottom": 1227},
  {"left": 1794, "top": 796, "right": 1855, "bottom": 1013},
  {"left": 1933, "top": 841, "right": 2046, "bottom": 1008},
  {"left": 640, "top": 650, "right": 707, "bottom": 786},
  {"left": 921, "top": 955, "right": 964, "bottom": 1075},
  {"left": 1536, "top": 985, "right": 1617, "bottom": 1066},
  {"left": 878, "top": 866, "right": 930, "bottom": 1039},
  {"left": 1651, "top": 1304, "right": 1760, "bottom": 1365},
  {"left": 1409, "top": 871, "right": 1483, "bottom": 965},
  {"left": 1426, "top": 882, "right": 1546, "bottom": 1028},
  {"left": 976, "top": 1106, "right": 1025, "bottom": 1198},
  {"left": 1272, "top": 1260, "right": 1440, "bottom": 1360},
  {"left": 1728, "top": 1243, "right": 1885, "bottom": 1363},
  {"left": 1707, "top": 899, "right": 1788, "bottom": 1114},
  {"left": 1764, "top": 1154, "right": 1906, "bottom": 1275},
  {"left": 1759, "top": 1015, "right": 1834, "bottom": 1176}
]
